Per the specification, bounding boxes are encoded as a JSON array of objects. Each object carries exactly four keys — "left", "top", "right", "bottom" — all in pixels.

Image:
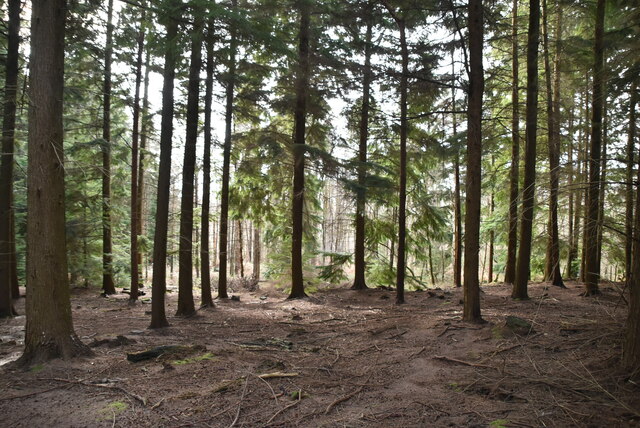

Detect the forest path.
[{"left": 0, "top": 281, "right": 637, "bottom": 427}]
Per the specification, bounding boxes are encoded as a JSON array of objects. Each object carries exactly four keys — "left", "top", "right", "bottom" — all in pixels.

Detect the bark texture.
[
  {"left": 150, "top": 6, "right": 180, "bottom": 329},
  {"left": 513, "top": 0, "right": 541, "bottom": 300},
  {"left": 176, "top": 18, "right": 203, "bottom": 317},
  {"left": 504, "top": 0, "right": 520, "bottom": 285},
  {"left": 463, "top": 0, "right": 484, "bottom": 322},
  {"left": 584, "top": 0, "right": 606, "bottom": 296},
  {"left": 0, "top": 0, "right": 20, "bottom": 317},
  {"left": 20, "top": 0, "right": 92, "bottom": 363},
  {"left": 289, "top": 0, "right": 310, "bottom": 299}
]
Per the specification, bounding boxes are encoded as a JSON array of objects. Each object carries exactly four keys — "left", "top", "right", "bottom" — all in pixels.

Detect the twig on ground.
[
  {"left": 432, "top": 355, "right": 497, "bottom": 370},
  {"left": 409, "top": 347, "right": 426, "bottom": 359},
  {"left": 264, "top": 390, "right": 302, "bottom": 425},
  {"left": 38, "top": 377, "right": 146, "bottom": 405},
  {"left": 325, "top": 385, "right": 365, "bottom": 415},
  {"left": 228, "top": 377, "right": 249, "bottom": 428},
  {"left": 258, "top": 372, "right": 299, "bottom": 379}
]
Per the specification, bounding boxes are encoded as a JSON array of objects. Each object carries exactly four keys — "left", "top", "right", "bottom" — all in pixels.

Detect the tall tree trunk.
[
  {"left": 597, "top": 95, "right": 608, "bottom": 271},
  {"left": 624, "top": 92, "right": 640, "bottom": 370},
  {"left": 176, "top": 18, "right": 202, "bottom": 317},
  {"left": 352, "top": 13, "right": 373, "bottom": 291},
  {"left": 101, "top": 0, "right": 116, "bottom": 295},
  {"left": 381, "top": 3, "right": 408, "bottom": 304},
  {"left": 218, "top": 0, "right": 238, "bottom": 299},
  {"left": 626, "top": 80, "right": 638, "bottom": 282},
  {"left": 566, "top": 107, "right": 575, "bottom": 278},
  {"left": 504, "top": 0, "right": 520, "bottom": 285},
  {"left": 542, "top": 0, "right": 564, "bottom": 287},
  {"left": 580, "top": 73, "right": 590, "bottom": 283},
  {"left": 513, "top": 0, "right": 540, "bottom": 300},
  {"left": 129, "top": 11, "right": 145, "bottom": 302},
  {"left": 137, "top": 47, "right": 151, "bottom": 288},
  {"left": 488, "top": 184, "right": 495, "bottom": 283},
  {"left": 463, "top": 0, "right": 484, "bottom": 322},
  {"left": 584, "top": 0, "right": 606, "bottom": 296},
  {"left": 236, "top": 220, "right": 244, "bottom": 278},
  {"left": 149, "top": 6, "right": 180, "bottom": 329},
  {"left": 452, "top": 50, "right": 462, "bottom": 288},
  {"left": 289, "top": 0, "right": 310, "bottom": 299},
  {"left": 200, "top": 26, "right": 215, "bottom": 308},
  {"left": 0, "top": 0, "right": 20, "bottom": 317},
  {"left": 253, "top": 226, "right": 261, "bottom": 280},
  {"left": 19, "top": 0, "right": 92, "bottom": 363}
]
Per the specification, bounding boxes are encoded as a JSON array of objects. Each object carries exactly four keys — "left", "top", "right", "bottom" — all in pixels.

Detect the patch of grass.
[
  {"left": 97, "top": 401, "right": 128, "bottom": 421},
  {"left": 29, "top": 364, "right": 44, "bottom": 373},
  {"left": 492, "top": 326, "right": 504, "bottom": 339},
  {"left": 489, "top": 419, "right": 509, "bottom": 428},
  {"left": 172, "top": 352, "right": 216, "bottom": 365},
  {"left": 447, "top": 382, "right": 462, "bottom": 392}
]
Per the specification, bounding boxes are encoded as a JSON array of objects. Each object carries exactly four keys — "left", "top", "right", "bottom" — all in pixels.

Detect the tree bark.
[
  {"left": 129, "top": 10, "right": 145, "bottom": 302},
  {"left": 253, "top": 226, "right": 261, "bottom": 280},
  {"left": 200, "top": 26, "right": 215, "bottom": 308},
  {"left": 176, "top": 17, "right": 203, "bottom": 317},
  {"left": 352, "top": 13, "right": 373, "bottom": 291},
  {"left": 101, "top": 0, "right": 117, "bottom": 295},
  {"left": 218, "top": 0, "right": 238, "bottom": 299},
  {"left": 624, "top": 86, "right": 640, "bottom": 371},
  {"left": 452, "top": 50, "right": 462, "bottom": 289},
  {"left": 463, "top": 0, "right": 484, "bottom": 322},
  {"left": 150, "top": 5, "right": 180, "bottom": 329},
  {"left": 289, "top": 0, "right": 310, "bottom": 299},
  {"left": 626, "top": 80, "right": 638, "bottom": 282},
  {"left": 542, "top": 0, "right": 564, "bottom": 287},
  {"left": 584, "top": 0, "right": 606, "bottom": 296},
  {"left": 0, "top": 0, "right": 20, "bottom": 317},
  {"left": 513, "top": 0, "right": 541, "bottom": 300},
  {"left": 504, "top": 0, "right": 520, "bottom": 285},
  {"left": 19, "top": 0, "right": 92, "bottom": 363},
  {"left": 137, "top": 47, "right": 151, "bottom": 287}
]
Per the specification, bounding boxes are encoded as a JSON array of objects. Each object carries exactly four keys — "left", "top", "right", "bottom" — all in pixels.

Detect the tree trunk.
[
  {"left": 452, "top": 50, "right": 462, "bottom": 289},
  {"left": 542, "top": 0, "right": 564, "bottom": 287},
  {"left": 236, "top": 220, "right": 244, "bottom": 278},
  {"left": 566, "top": 107, "right": 575, "bottom": 278},
  {"left": 289, "top": 0, "right": 310, "bottom": 299},
  {"left": 129, "top": 11, "right": 145, "bottom": 302},
  {"left": 101, "top": 0, "right": 116, "bottom": 295},
  {"left": 149, "top": 6, "right": 180, "bottom": 329},
  {"left": 513, "top": 0, "right": 541, "bottom": 300},
  {"left": 218, "top": 0, "right": 238, "bottom": 299},
  {"left": 176, "top": 18, "right": 202, "bottom": 317},
  {"left": 463, "top": 0, "right": 484, "bottom": 322},
  {"left": 488, "top": 188, "right": 495, "bottom": 283},
  {"left": 137, "top": 47, "right": 151, "bottom": 288},
  {"left": 597, "top": 95, "right": 608, "bottom": 271},
  {"left": 200, "top": 26, "right": 215, "bottom": 308},
  {"left": 352, "top": 14, "right": 373, "bottom": 291},
  {"left": 626, "top": 80, "right": 638, "bottom": 282},
  {"left": 504, "top": 0, "right": 520, "bottom": 285},
  {"left": 584, "top": 0, "right": 606, "bottom": 296},
  {"left": 253, "top": 226, "right": 261, "bottom": 280},
  {"left": 624, "top": 112, "right": 640, "bottom": 370},
  {"left": 19, "top": 0, "right": 92, "bottom": 363},
  {"left": 0, "top": 0, "right": 21, "bottom": 317}
]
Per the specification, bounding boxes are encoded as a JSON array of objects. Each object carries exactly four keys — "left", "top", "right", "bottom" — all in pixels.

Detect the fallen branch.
[
  {"left": 258, "top": 372, "right": 299, "bottom": 379},
  {"left": 324, "top": 385, "right": 364, "bottom": 415},
  {"left": 39, "top": 377, "right": 147, "bottom": 405},
  {"left": 432, "top": 355, "right": 497, "bottom": 371},
  {"left": 264, "top": 391, "right": 302, "bottom": 425}
]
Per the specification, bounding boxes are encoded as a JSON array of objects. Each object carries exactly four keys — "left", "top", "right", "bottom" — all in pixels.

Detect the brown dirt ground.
[{"left": 1, "top": 280, "right": 639, "bottom": 427}]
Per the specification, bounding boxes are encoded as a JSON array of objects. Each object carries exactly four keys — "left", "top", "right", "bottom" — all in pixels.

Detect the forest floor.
[{"left": 1, "top": 280, "right": 639, "bottom": 427}]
